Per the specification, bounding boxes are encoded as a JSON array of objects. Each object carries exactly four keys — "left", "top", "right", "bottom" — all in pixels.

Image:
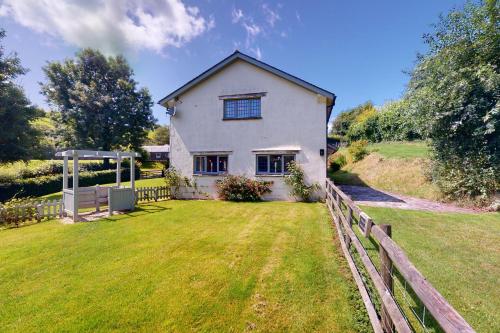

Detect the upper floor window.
[
  {"left": 194, "top": 155, "right": 228, "bottom": 175},
  {"left": 223, "top": 98, "right": 261, "bottom": 119}
]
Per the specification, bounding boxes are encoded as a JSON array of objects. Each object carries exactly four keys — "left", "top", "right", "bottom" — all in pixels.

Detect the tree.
[
  {"left": 0, "top": 29, "right": 41, "bottom": 162},
  {"left": 408, "top": 0, "right": 499, "bottom": 202},
  {"left": 147, "top": 125, "right": 170, "bottom": 145},
  {"left": 41, "top": 48, "right": 156, "bottom": 156},
  {"left": 330, "top": 102, "right": 374, "bottom": 139}
]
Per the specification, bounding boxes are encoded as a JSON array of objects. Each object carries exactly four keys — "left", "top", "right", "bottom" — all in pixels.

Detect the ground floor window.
[
  {"left": 194, "top": 155, "right": 228, "bottom": 175},
  {"left": 256, "top": 154, "right": 295, "bottom": 175}
]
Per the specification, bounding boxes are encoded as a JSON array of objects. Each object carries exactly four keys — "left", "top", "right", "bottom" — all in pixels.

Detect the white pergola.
[{"left": 55, "top": 150, "right": 141, "bottom": 221}]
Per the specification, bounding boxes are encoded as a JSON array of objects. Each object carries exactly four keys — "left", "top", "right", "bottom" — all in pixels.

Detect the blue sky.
[{"left": 0, "top": 0, "right": 466, "bottom": 125}]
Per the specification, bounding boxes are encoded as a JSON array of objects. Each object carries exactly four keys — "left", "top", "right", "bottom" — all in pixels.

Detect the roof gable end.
[{"left": 158, "top": 51, "right": 335, "bottom": 107}]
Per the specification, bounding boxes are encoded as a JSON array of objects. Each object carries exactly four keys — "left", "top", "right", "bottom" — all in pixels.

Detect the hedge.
[{"left": 0, "top": 168, "right": 140, "bottom": 202}]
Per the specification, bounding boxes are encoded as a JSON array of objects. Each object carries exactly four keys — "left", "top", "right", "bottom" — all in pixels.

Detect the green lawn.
[
  {"left": 0, "top": 200, "right": 368, "bottom": 332},
  {"left": 367, "top": 141, "right": 429, "bottom": 159},
  {"left": 359, "top": 206, "right": 500, "bottom": 333}
]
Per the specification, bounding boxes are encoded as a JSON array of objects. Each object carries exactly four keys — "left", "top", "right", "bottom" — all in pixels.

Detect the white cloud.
[
  {"left": 0, "top": 0, "right": 213, "bottom": 55},
  {"left": 262, "top": 4, "right": 280, "bottom": 27},
  {"left": 249, "top": 47, "right": 262, "bottom": 60},
  {"left": 231, "top": 8, "right": 244, "bottom": 23},
  {"left": 242, "top": 22, "right": 261, "bottom": 38}
]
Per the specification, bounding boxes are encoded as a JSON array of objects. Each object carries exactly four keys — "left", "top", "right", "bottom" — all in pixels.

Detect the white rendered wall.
[{"left": 169, "top": 60, "right": 328, "bottom": 200}]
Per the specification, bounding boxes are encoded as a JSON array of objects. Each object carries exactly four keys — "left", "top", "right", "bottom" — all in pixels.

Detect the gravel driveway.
[{"left": 338, "top": 185, "right": 479, "bottom": 213}]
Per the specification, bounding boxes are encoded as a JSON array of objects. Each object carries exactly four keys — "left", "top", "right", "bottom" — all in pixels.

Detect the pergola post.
[
  {"left": 63, "top": 156, "right": 68, "bottom": 189},
  {"left": 130, "top": 156, "right": 135, "bottom": 192},
  {"left": 72, "top": 152, "right": 79, "bottom": 222},
  {"left": 116, "top": 156, "right": 121, "bottom": 187}
]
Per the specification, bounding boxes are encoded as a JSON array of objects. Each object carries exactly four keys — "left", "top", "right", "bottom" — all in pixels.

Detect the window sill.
[
  {"left": 193, "top": 173, "right": 227, "bottom": 177},
  {"left": 222, "top": 117, "right": 262, "bottom": 121},
  {"left": 256, "top": 174, "right": 288, "bottom": 177}
]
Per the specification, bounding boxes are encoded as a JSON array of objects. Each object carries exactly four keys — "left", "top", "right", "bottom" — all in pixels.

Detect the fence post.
[
  {"left": 154, "top": 187, "right": 158, "bottom": 202},
  {"left": 108, "top": 187, "right": 113, "bottom": 216},
  {"left": 36, "top": 204, "right": 42, "bottom": 223},
  {"left": 365, "top": 217, "right": 373, "bottom": 237},
  {"left": 95, "top": 185, "right": 100, "bottom": 212},
  {"left": 379, "top": 224, "right": 394, "bottom": 333},
  {"left": 347, "top": 206, "right": 353, "bottom": 227}
]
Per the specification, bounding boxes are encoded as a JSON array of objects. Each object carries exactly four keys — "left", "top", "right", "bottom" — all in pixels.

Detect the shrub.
[
  {"left": 328, "top": 152, "right": 347, "bottom": 172},
  {"left": 348, "top": 140, "right": 369, "bottom": 162},
  {"left": 284, "top": 162, "right": 320, "bottom": 202},
  {"left": 0, "top": 168, "right": 140, "bottom": 202},
  {"left": 0, "top": 197, "right": 37, "bottom": 227},
  {"left": 216, "top": 175, "right": 272, "bottom": 201}
]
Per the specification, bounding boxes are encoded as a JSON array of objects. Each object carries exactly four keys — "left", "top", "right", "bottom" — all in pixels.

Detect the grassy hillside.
[{"left": 329, "top": 141, "right": 442, "bottom": 201}]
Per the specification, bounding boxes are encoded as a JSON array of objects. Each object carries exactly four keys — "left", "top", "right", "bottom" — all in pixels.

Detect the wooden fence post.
[
  {"left": 379, "top": 224, "right": 394, "bottom": 333},
  {"left": 154, "top": 187, "right": 158, "bottom": 202},
  {"left": 95, "top": 185, "right": 100, "bottom": 212},
  {"left": 347, "top": 206, "right": 353, "bottom": 227}
]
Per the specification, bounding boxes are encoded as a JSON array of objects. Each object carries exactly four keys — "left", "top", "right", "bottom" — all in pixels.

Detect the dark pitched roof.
[{"left": 158, "top": 50, "right": 336, "bottom": 106}]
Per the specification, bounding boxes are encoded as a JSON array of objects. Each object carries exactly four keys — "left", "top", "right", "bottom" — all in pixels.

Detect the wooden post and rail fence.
[{"left": 326, "top": 178, "right": 475, "bottom": 333}]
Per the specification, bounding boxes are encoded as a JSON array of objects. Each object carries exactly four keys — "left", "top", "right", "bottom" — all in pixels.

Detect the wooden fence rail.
[{"left": 325, "top": 179, "right": 475, "bottom": 333}]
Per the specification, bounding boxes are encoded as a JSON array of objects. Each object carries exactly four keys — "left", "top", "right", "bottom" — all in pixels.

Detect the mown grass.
[
  {"left": 367, "top": 141, "right": 429, "bottom": 159},
  {"left": 359, "top": 206, "right": 500, "bottom": 333},
  {"left": 330, "top": 141, "right": 441, "bottom": 201},
  {"left": 0, "top": 200, "right": 368, "bottom": 332}
]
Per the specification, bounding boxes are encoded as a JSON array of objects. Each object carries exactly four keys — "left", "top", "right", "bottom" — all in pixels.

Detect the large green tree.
[
  {"left": 0, "top": 29, "right": 41, "bottom": 162},
  {"left": 408, "top": 0, "right": 499, "bottom": 202},
  {"left": 41, "top": 48, "right": 156, "bottom": 154}
]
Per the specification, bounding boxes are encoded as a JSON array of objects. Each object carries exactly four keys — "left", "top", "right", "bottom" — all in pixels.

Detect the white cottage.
[{"left": 159, "top": 51, "right": 336, "bottom": 200}]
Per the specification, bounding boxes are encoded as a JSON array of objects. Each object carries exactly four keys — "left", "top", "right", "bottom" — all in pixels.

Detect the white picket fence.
[
  {"left": 1, "top": 186, "right": 171, "bottom": 227},
  {"left": 135, "top": 186, "right": 170, "bottom": 202},
  {"left": 0, "top": 199, "right": 63, "bottom": 227}
]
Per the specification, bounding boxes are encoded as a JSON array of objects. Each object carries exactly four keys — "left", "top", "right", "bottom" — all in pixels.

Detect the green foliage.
[
  {"left": 283, "top": 162, "right": 320, "bottom": 202},
  {"left": 147, "top": 125, "right": 170, "bottom": 145},
  {"left": 0, "top": 197, "right": 37, "bottom": 227},
  {"left": 328, "top": 152, "right": 347, "bottom": 173},
  {"left": 348, "top": 140, "right": 369, "bottom": 162},
  {"left": 163, "top": 167, "right": 183, "bottom": 197},
  {"left": 407, "top": 0, "right": 499, "bottom": 202},
  {"left": 0, "top": 29, "right": 41, "bottom": 162},
  {"left": 0, "top": 160, "right": 120, "bottom": 183},
  {"left": 345, "top": 99, "right": 424, "bottom": 142},
  {"left": 330, "top": 101, "right": 374, "bottom": 139},
  {"left": 41, "top": 48, "right": 156, "bottom": 152},
  {"left": 0, "top": 168, "right": 140, "bottom": 202},
  {"left": 216, "top": 175, "right": 272, "bottom": 201}
]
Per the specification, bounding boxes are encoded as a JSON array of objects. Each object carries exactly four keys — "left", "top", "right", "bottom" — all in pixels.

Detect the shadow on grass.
[
  {"left": 328, "top": 169, "right": 368, "bottom": 186},
  {"left": 98, "top": 203, "right": 172, "bottom": 222},
  {"left": 338, "top": 185, "right": 405, "bottom": 204}
]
